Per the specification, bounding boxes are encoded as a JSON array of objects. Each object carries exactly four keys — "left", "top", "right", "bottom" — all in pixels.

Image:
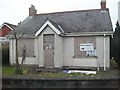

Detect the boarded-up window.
[
  {"left": 74, "top": 37, "right": 96, "bottom": 58},
  {"left": 18, "top": 38, "right": 34, "bottom": 57}
]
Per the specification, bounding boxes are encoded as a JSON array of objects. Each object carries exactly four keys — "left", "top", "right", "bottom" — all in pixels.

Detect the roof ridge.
[{"left": 35, "top": 8, "right": 109, "bottom": 16}]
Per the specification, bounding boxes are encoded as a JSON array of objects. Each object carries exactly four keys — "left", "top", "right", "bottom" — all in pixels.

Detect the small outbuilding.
[{"left": 8, "top": 0, "right": 113, "bottom": 70}]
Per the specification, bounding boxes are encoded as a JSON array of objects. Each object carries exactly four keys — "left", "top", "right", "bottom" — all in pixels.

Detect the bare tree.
[
  {"left": 13, "top": 29, "right": 24, "bottom": 74},
  {"left": 21, "top": 45, "right": 26, "bottom": 71}
]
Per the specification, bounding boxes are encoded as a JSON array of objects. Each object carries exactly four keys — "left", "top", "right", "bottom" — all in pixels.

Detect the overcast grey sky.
[{"left": 0, "top": 0, "right": 119, "bottom": 29}]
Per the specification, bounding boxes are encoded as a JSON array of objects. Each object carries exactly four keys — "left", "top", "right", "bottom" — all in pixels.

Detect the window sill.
[{"left": 73, "top": 56, "right": 97, "bottom": 59}]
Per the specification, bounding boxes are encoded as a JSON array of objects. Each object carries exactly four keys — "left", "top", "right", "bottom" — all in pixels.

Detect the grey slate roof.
[
  {"left": 10, "top": 9, "right": 113, "bottom": 35},
  {"left": 48, "top": 19, "right": 64, "bottom": 33}
]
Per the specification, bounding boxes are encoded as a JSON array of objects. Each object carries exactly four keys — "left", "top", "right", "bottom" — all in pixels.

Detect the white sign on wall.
[
  {"left": 80, "top": 43, "right": 94, "bottom": 51},
  {"left": 86, "top": 50, "right": 96, "bottom": 56}
]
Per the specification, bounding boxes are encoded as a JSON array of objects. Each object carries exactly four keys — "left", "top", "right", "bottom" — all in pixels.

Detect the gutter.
[
  {"left": 61, "top": 31, "right": 113, "bottom": 37},
  {"left": 6, "top": 34, "right": 36, "bottom": 39},
  {"left": 6, "top": 31, "right": 113, "bottom": 38}
]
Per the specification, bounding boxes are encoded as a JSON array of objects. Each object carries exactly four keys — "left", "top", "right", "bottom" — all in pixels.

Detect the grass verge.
[
  {"left": 2, "top": 59, "right": 119, "bottom": 79},
  {"left": 2, "top": 65, "right": 30, "bottom": 75}
]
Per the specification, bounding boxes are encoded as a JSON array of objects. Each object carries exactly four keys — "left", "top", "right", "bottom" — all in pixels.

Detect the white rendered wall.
[
  {"left": 38, "top": 26, "right": 63, "bottom": 68},
  {"left": 96, "top": 36, "right": 110, "bottom": 67}
]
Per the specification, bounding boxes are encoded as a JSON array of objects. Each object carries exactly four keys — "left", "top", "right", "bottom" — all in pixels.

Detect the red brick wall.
[{"left": 0, "top": 25, "right": 11, "bottom": 37}]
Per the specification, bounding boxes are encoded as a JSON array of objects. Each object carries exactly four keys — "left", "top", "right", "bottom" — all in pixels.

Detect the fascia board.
[{"left": 35, "top": 20, "right": 61, "bottom": 36}]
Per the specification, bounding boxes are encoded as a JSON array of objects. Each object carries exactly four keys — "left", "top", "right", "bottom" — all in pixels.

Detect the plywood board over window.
[
  {"left": 18, "top": 38, "right": 34, "bottom": 57},
  {"left": 74, "top": 36, "right": 96, "bottom": 58}
]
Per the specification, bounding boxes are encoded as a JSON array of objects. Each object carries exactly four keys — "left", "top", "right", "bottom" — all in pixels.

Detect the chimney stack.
[
  {"left": 29, "top": 5, "right": 37, "bottom": 16},
  {"left": 101, "top": 0, "right": 106, "bottom": 10}
]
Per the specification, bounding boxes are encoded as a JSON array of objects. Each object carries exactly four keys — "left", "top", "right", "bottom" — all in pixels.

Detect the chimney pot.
[
  {"left": 29, "top": 5, "right": 37, "bottom": 16},
  {"left": 101, "top": 0, "right": 106, "bottom": 10}
]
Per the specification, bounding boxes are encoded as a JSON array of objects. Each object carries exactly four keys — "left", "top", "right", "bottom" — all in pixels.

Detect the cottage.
[{"left": 8, "top": 0, "right": 113, "bottom": 70}]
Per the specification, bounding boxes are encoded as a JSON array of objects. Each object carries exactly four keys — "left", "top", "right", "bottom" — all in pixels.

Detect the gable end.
[
  {"left": 35, "top": 20, "right": 62, "bottom": 36},
  {"left": 1, "top": 24, "right": 14, "bottom": 31}
]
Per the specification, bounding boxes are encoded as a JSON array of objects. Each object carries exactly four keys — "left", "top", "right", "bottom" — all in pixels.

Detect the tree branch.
[{"left": 17, "top": 33, "right": 24, "bottom": 40}]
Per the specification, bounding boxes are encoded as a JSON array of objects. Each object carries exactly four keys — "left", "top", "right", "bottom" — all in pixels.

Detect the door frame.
[{"left": 43, "top": 34, "right": 54, "bottom": 68}]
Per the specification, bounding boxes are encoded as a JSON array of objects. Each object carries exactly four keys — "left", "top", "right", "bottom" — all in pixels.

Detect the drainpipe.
[{"left": 104, "top": 33, "right": 106, "bottom": 71}]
